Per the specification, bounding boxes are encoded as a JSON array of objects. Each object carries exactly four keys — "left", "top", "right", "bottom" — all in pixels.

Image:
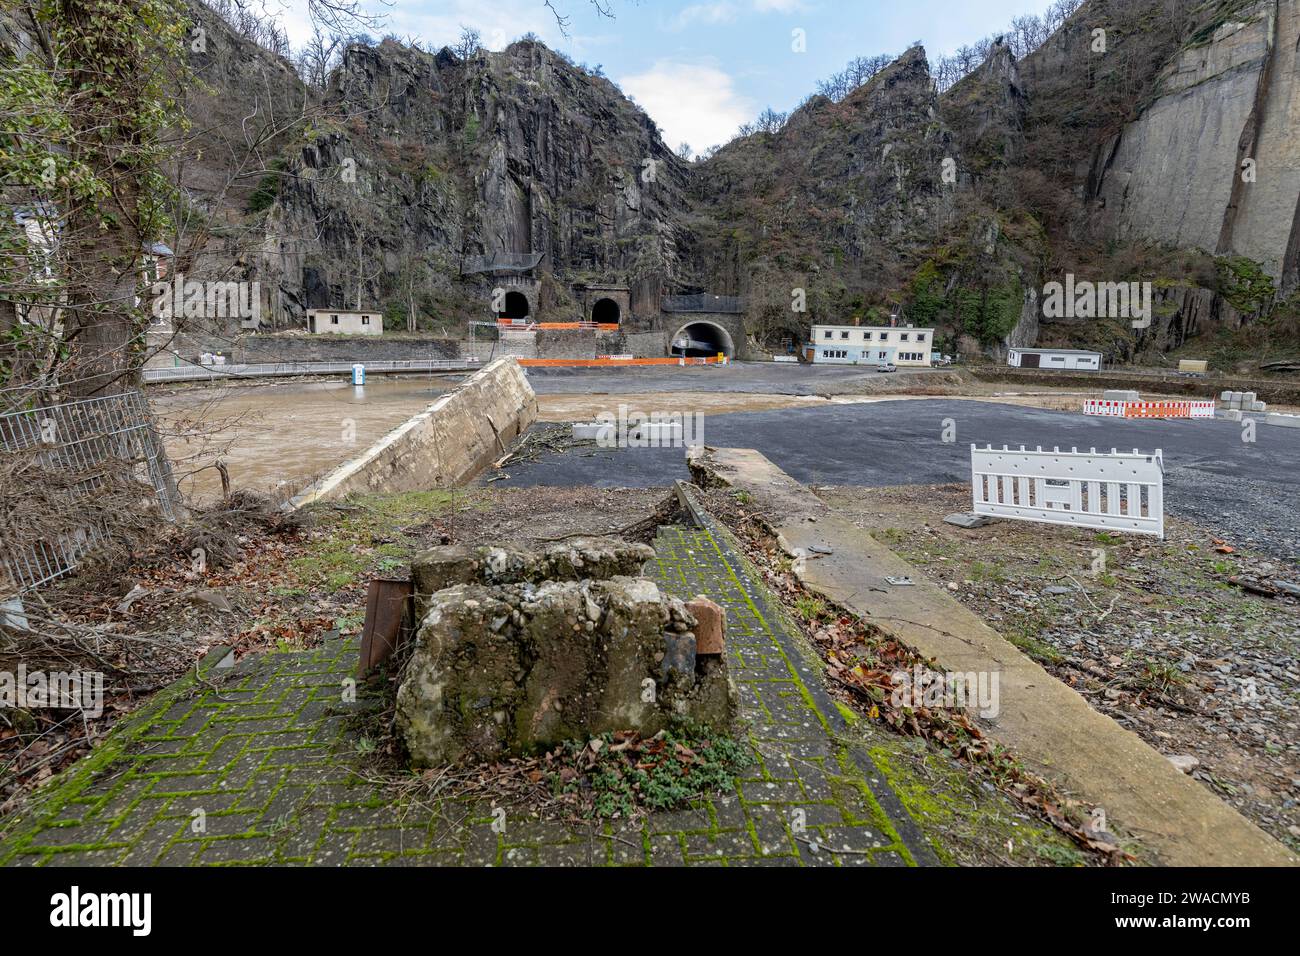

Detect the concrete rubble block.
[
  {"left": 1253, "top": 401, "right": 1268, "bottom": 413},
  {"left": 397, "top": 577, "right": 736, "bottom": 767},
  {"left": 412, "top": 538, "right": 655, "bottom": 596},
  {"left": 945, "top": 513, "right": 996, "bottom": 529},
  {"left": 572, "top": 422, "right": 614, "bottom": 442},
  {"left": 631, "top": 422, "right": 683, "bottom": 444},
  {"left": 1103, "top": 390, "right": 1140, "bottom": 402},
  {"left": 1265, "top": 413, "right": 1300, "bottom": 429},
  {"left": 686, "top": 596, "right": 727, "bottom": 656}
]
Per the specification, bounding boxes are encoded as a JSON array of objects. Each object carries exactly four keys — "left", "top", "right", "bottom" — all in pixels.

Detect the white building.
[
  {"left": 1007, "top": 348, "right": 1102, "bottom": 371},
  {"left": 808, "top": 324, "right": 934, "bottom": 366},
  {"left": 307, "top": 308, "right": 383, "bottom": 336}
]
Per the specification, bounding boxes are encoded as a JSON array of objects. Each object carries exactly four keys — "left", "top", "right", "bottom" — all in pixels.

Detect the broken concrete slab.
[
  {"left": 945, "top": 513, "right": 996, "bottom": 530},
  {"left": 689, "top": 446, "right": 1296, "bottom": 867}
]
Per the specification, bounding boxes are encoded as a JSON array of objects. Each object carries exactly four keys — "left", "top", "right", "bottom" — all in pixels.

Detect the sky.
[{"left": 271, "top": 0, "right": 1062, "bottom": 154}]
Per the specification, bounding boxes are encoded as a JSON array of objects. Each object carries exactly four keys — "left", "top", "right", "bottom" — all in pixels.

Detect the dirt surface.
[
  {"left": 150, "top": 376, "right": 460, "bottom": 502},
  {"left": 816, "top": 483, "right": 1300, "bottom": 854}
]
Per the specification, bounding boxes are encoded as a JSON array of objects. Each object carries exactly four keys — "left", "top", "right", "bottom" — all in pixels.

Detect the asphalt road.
[
  {"left": 491, "top": 399, "right": 1300, "bottom": 562},
  {"left": 525, "top": 363, "right": 940, "bottom": 396}
]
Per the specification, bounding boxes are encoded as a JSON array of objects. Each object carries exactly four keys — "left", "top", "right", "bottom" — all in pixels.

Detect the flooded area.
[{"left": 150, "top": 374, "right": 462, "bottom": 503}]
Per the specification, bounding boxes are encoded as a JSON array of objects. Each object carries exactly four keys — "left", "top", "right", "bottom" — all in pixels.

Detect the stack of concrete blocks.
[
  {"left": 1217, "top": 391, "right": 1300, "bottom": 428},
  {"left": 1218, "top": 391, "right": 1267, "bottom": 423}
]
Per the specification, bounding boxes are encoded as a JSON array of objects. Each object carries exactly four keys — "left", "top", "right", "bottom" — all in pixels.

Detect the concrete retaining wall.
[
  {"left": 146, "top": 332, "right": 467, "bottom": 369},
  {"left": 292, "top": 358, "right": 538, "bottom": 506}
]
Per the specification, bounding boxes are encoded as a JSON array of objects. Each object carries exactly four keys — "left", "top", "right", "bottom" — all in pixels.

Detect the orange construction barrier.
[
  {"left": 496, "top": 321, "right": 621, "bottom": 332},
  {"left": 518, "top": 357, "right": 729, "bottom": 368}
]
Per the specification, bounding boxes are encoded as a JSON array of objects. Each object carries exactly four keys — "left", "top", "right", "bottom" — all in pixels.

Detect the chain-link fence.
[{"left": 0, "top": 390, "right": 179, "bottom": 594}]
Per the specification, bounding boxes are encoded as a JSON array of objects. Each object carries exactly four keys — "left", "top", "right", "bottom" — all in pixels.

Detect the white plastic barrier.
[{"left": 972, "top": 445, "right": 1165, "bottom": 538}]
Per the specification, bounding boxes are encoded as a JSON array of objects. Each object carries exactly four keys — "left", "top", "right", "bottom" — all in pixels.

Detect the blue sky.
[{"left": 276, "top": 0, "right": 1061, "bottom": 152}]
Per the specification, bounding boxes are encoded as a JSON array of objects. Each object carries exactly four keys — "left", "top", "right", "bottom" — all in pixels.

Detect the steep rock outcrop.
[{"left": 1093, "top": 0, "right": 1300, "bottom": 292}]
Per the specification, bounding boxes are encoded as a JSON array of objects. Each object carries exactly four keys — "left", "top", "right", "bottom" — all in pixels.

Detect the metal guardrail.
[
  {"left": 141, "top": 359, "right": 482, "bottom": 383},
  {"left": 661, "top": 294, "right": 745, "bottom": 314},
  {"left": 0, "top": 390, "right": 179, "bottom": 594}
]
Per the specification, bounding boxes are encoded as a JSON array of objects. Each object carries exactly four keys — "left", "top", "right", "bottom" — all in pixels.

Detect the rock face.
[
  {"left": 175, "top": 0, "right": 1300, "bottom": 358},
  {"left": 254, "top": 38, "right": 690, "bottom": 326},
  {"left": 1093, "top": 0, "right": 1300, "bottom": 291},
  {"left": 397, "top": 541, "right": 735, "bottom": 768}
]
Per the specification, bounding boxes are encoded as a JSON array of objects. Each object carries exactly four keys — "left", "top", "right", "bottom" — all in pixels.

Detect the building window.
[
  {"left": 823, "top": 330, "right": 832, "bottom": 340},
  {"left": 840, "top": 331, "right": 849, "bottom": 340},
  {"left": 901, "top": 333, "right": 910, "bottom": 342},
  {"left": 331, "top": 315, "right": 339, "bottom": 324},
  {"left": 362, "top": 316, "right": 370, "bottom": 325}
]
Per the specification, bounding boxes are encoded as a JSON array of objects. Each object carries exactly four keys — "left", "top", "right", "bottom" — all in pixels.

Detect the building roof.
[
  {"left": 1011, "top": 348, "right": 1102, "bottom": 355},
  {"left": 812, "top": 324, "right": 932, "bottom": 332}
]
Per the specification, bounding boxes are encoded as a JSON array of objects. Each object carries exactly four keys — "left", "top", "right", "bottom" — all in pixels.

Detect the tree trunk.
[{"left": 57, "top": 0, "right": 146, "bottom": 399}]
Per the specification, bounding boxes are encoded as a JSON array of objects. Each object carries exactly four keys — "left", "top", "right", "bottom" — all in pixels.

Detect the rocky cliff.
[
  {"left": 173, "top": 0, "right": 1300, "bottom": 366},
  {"left": 241, "top": 36, "right": 690, "bottom": 327},
  {"left": 1092, "top": 0, "right": 1300, "bottom": 293}
]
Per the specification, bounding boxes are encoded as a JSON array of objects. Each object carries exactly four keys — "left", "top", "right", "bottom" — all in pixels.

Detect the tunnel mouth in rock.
[
  {"left": 671, "top": 321, "right": 735, "bottom": 359},
  {"left": 500, "top": 291, "right": 531, "bottom": 320},
  {"left": 592, "top": 298, "right": 621, "bottom": 325}
]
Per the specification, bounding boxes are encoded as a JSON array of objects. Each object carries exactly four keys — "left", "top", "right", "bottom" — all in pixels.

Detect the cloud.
[
  {"left": 618, "top": 60, "right": 756, "bottom": 152},
  {"left": 668, "top": 0, "right": 808, "bottom": 30}
]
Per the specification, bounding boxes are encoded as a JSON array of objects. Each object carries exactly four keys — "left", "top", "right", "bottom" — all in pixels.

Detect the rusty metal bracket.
[{"left": 358, "top": 578, "right": 414, "bottom": 677}]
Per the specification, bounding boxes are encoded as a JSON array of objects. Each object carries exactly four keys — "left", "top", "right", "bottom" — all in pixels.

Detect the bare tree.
[
  {"left": 544, "top": 0, "right": 616, "bottom": 38},
  {"left": 296, "top": 24, "right": 344, "bottom": 89},
  {"left": 452, "top": 25, "right": 481, "bottom": 60}
]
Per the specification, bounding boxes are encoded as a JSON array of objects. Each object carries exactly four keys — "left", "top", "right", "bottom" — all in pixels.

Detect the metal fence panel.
[
  {"left": 971, "top": 444, "right": 1165, "bottom": 538},
  {"left": 0, "top": 390, "right": 179, "bottom": 593}
]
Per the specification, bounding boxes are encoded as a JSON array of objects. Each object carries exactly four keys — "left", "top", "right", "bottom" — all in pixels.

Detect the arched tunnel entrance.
[
  {"left": 671, "top": 321, "right": 735, "bottom": 359},
  {"left": 592, "top": 297, "right": 621, "bottom": 325},
  {"left": 500, "top": 291, "right": 530, "bottom": 320}
]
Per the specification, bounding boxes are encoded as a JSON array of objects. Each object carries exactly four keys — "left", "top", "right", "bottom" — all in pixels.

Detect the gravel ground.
[{"left": 817, "top": 483, "right": 1300, "bottom": 854}]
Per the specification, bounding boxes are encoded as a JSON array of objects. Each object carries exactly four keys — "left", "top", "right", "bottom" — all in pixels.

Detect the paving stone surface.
[{"left": 0, "top": 523, "right": 934, "bottom": 867}]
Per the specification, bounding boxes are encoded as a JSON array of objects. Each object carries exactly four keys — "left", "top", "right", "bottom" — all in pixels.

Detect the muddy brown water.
[{"left": 150, "top": 376, "right": 461, "bottom": 504}]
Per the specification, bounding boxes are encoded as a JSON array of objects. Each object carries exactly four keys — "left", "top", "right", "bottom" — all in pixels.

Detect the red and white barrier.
[{"left": 1083, "top": 400, "right": 1215, "bottom": 420}]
